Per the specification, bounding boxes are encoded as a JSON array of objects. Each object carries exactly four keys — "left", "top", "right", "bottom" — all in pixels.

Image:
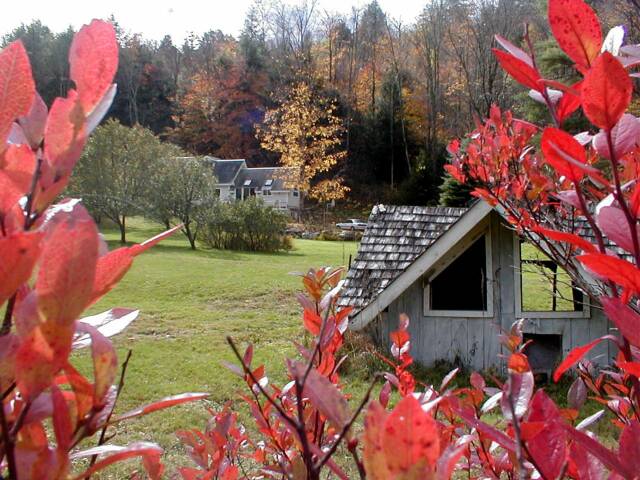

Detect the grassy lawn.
[
  {"left": 73, "top": 218, "right": 613, "bottom": 477},
  {"left": 73, "top": 218, "right": 361, "bottom": 476}
]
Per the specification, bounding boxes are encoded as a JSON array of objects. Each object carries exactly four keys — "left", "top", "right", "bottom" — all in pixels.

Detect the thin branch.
[
  {"left": 0, "top": 397, "right": 16, "bottom": 480},
  {"left": 314, "top": 377, "right": 378, "bottom": 472},
  {"left": 87, "top": 350, "right": 133, "bottom": 475}
]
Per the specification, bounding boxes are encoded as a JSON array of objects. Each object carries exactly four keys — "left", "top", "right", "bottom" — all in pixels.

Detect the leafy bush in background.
[{"left": 198, "top": 197, "right": 291, "bottom": 252}]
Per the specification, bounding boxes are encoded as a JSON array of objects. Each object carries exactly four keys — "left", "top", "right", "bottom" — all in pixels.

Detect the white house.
[{"left": 206, "top": 157, "right": 301, "bottom": 216}]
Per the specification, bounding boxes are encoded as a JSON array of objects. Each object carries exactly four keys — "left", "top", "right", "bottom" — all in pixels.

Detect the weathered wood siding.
[{"left": 374, "top": 212, "right": 612, "bottom": 371}]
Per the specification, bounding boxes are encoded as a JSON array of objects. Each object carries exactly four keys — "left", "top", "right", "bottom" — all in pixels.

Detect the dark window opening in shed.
[
  {"left": 523, "top": 333, "right": 563, "bottom": 380},
  {"left": 519, "top": 240, "right": 583, "bottom": 312},
  {"left": 430, "top": 236, "right": 487, "bottom": 311}
]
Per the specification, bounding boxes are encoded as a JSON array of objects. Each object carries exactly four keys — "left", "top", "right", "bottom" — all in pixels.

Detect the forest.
[{"left": 3, "top": 0, "right": 637, "bottom": 206}]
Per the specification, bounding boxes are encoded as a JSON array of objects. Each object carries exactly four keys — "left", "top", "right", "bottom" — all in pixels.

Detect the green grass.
[
  {"left": 520, "top": 242, "right": 579, "bottom": 312},
  {"left": 73, "top": 218, "right": 360, "bottom": 477},
  {"left": 73, "top": 219, "right": 613, "bottom": 477}
]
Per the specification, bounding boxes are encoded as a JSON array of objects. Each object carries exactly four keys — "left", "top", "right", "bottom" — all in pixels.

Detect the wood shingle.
[{"left": 339, "top": 204, "right": 467, "bottom": 314}]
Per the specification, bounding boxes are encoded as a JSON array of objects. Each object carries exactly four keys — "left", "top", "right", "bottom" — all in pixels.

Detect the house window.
[
  {"left": 214, "top": 189, "right": 220, "bottom": 197},
  {"left": 423, "top": 230, "right": 493, "bottom": 318},
  {"left": 263, "top": 188, "right": 272, "bottom": 195},
  {"left": 292, "top": 190, "right": 299, "bottom": 197},
  {"left": 265, "top": 179, "right": 273, "bottom": 186},
  {"left": 429, "top": 235, "right": 488, "bottom": 311},
  {"left": 517, "top": 239, "right": 584, "bottom": 314}
]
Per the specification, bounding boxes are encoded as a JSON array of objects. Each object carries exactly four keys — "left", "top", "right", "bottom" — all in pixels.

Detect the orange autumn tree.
[
  {"left": 169, "top": 47, "right": 267, "bottom": 160},
  {"left": 257, "top": 82, "right": 349, "bottom": 204}
]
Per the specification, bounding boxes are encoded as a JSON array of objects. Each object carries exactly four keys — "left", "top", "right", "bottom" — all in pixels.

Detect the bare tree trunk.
[
  {"left": 184, "top": 222, "right": 197, "bottom": 250},
  {"left": 119, "top": 215, "right": 127, "bottom": 244}
]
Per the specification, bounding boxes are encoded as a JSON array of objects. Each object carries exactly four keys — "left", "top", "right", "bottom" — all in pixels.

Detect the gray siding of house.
[{"left": 370, "top": 212, "right": 611, "bottom": 371}]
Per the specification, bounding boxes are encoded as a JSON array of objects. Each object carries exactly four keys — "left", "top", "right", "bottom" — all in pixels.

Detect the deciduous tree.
[
  {"left": 148, "top": 156, "right": 217, "bottom": 249},
  {"left": 257, "top": 81, "right": 348, "bottom": 204},
  {"left": 72, "top": 119, "right": 183, "bottom": 243}
]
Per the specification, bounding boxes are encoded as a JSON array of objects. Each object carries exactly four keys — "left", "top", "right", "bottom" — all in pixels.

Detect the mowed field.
[
  {"left": 73, "top": 218, "right": 361, "bottom": 476},
  {"left": 72, "top": 218, "right": 611, "bottom": 477}
]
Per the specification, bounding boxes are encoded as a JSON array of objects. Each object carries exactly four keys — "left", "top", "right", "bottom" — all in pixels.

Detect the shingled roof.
[
  {"left": 339, "top": 205, "right": 468, "bottom": 314},
  {"left": 209, "top": 158, "right": 246, "bottom": 184}
]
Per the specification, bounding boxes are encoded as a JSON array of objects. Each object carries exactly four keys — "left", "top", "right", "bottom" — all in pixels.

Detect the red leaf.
[
  {"left": 0, "top": 231, "right": 42, "bottom": 305},
  {"left": 548, "top": 0, "right": 602, "bottom": 69},
  {"left": 51, "top": 385, "right": 73, "bottom": 450},
  {"left": 129, "top": 224, "right": 182, "bottom": 255},
  {"left": 69, "top": 20, "right": 119, "bottom": 114},
  {"left": 15, "top": 315, "right": 75, "bottom": 400},
  {"left": 618, "top": 361, "right": 640, "bottom": 377},
  {"left": 553, "top": 336, "right": 613, "bottom": 381},
  {"left": 601, "top": 296, "right": 640, "bottom": 347},
  {"left": 565, "top": 424, "right": 632, "bottom": 477},
  {"left": 581, "top": 52, "right": 632, "bottom": 130},
  {"left": 113, "top": 393, "right": 209, "bottom": 423},
  {"left": 541, "top": 127, "right": 591, "bottom": 181},
  {"left": 436, "top": 442, "right": 470, "bottom": 479},
  {"left": 390, "top": 329, "right": 410, "bottom": 349},
  {"left": 593, "top": 113, "right": 640, "bottom": 160},
  {"left": 290, "top": 362, "right": 351, "bottom": 430},
  {"left": 578, "top": 253, "right": 640, "bottom": 295},
  {"left": 618, "top": 420, "right": 640, "bottom": 473},
  {"left": 500, "top": 370, "right": 534, "bottom": 421},
  {"left": 535, "top": 227, "right": 597, "bottom": 253},
  {"left": 494, "top": 35, "right": 534, "bottom": 66},
  {"left": 383, "top": 395, "right": 440, "bottom": 474},
  {"left": 567, "top": 377, "right": 587, "bottom": 409},
  {"left": 0, "top": 334, "right": 18, "bottom": 393},
  {"left": 43, "top": 91, "right": 86, "bottom": 178},
  {"left": 470, "top": 371, "right": 485, "bottom": 391},
  {"left": 526, "top": 391, "right": 567, "bottom": 480},
  {"left": 454, "top": 406, "right": 517, "bottom": 452},
  {"left": 493, "top": 49, "right": 543, "bottom": 92},
  {"left": 556, "top": 82, "right": 582, "bottom": 123},
  {"left": 0, "top": 171, "right": 25, "bottom": 217},
  {"left": 570, "top": 440, "right": 605, "bottom": 479},
  {"left": 36, "top": 202, "right": 98, "bottom": 324},
  {"left": 303, "top": 309, "right": 322, "bottom": 335},
  {"left": 72, "top": 442, "right": 163, "bottom": 480},
  {"left": 91, "top": 248, "right": 134, "bottom": 304},
  {"left": 2, "top": 143, "right": 37, "bottom": 193},
  {"left": 362, "top": 401, "right": 390, "bottom": 478},
  {"left": 17, "top": 92, "right": 47, "bottom": 148},
  {"left": 0, "top": 41, "right": 35, "bottom": 147},
  {"left": 595, "top": 205, "right": 638, "bottom": 254},
  {"left": 76, "top": 323, "right": 117, "bottom": 406}
]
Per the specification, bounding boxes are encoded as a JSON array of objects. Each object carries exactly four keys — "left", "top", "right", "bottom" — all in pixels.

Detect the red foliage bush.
[
  {"left": 0, "top": 20, "right": 207, "bottom": 479},
  {"left": 179, "top": 0, "right": 640, "bottom": 478}
]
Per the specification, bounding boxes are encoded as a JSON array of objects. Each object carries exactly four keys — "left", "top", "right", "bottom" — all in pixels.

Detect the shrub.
[
  {"left": 0, "top": 20, "right": 206, "bottom": 479},
  {"left": 198, "top": 198, "right": 291, "bottom": 252}
]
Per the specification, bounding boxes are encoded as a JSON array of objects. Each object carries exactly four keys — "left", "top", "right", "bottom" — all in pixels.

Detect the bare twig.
[
  {"left": 315, "top": 377, "right": 378, "bottom": 472},
  {"left": 0, "top": 398, "right": 16, "bottom": 480},
  {"left": 87, "top": 349, "right": 133, "bottom": 475}
]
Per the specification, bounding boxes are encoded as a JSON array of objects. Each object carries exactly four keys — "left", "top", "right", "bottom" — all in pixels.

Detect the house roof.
[
  {"left": 339, "top": 204, "right": 469, "bottom": 314},
  {"left": 236, "top": 167, "right": 297, "bottom": 190},
  {"left": 209, "top": 159, "right": 246, "bottom": 184}
]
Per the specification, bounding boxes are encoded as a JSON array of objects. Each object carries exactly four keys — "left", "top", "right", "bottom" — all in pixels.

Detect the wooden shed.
[{"left": 339, "top": 202, "right": 613, "bottom": 374}]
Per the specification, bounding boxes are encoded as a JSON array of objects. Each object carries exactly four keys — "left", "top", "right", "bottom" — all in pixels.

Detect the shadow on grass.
[{"left": 104, "top": 239, "right": 305, "bottom": 260}]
